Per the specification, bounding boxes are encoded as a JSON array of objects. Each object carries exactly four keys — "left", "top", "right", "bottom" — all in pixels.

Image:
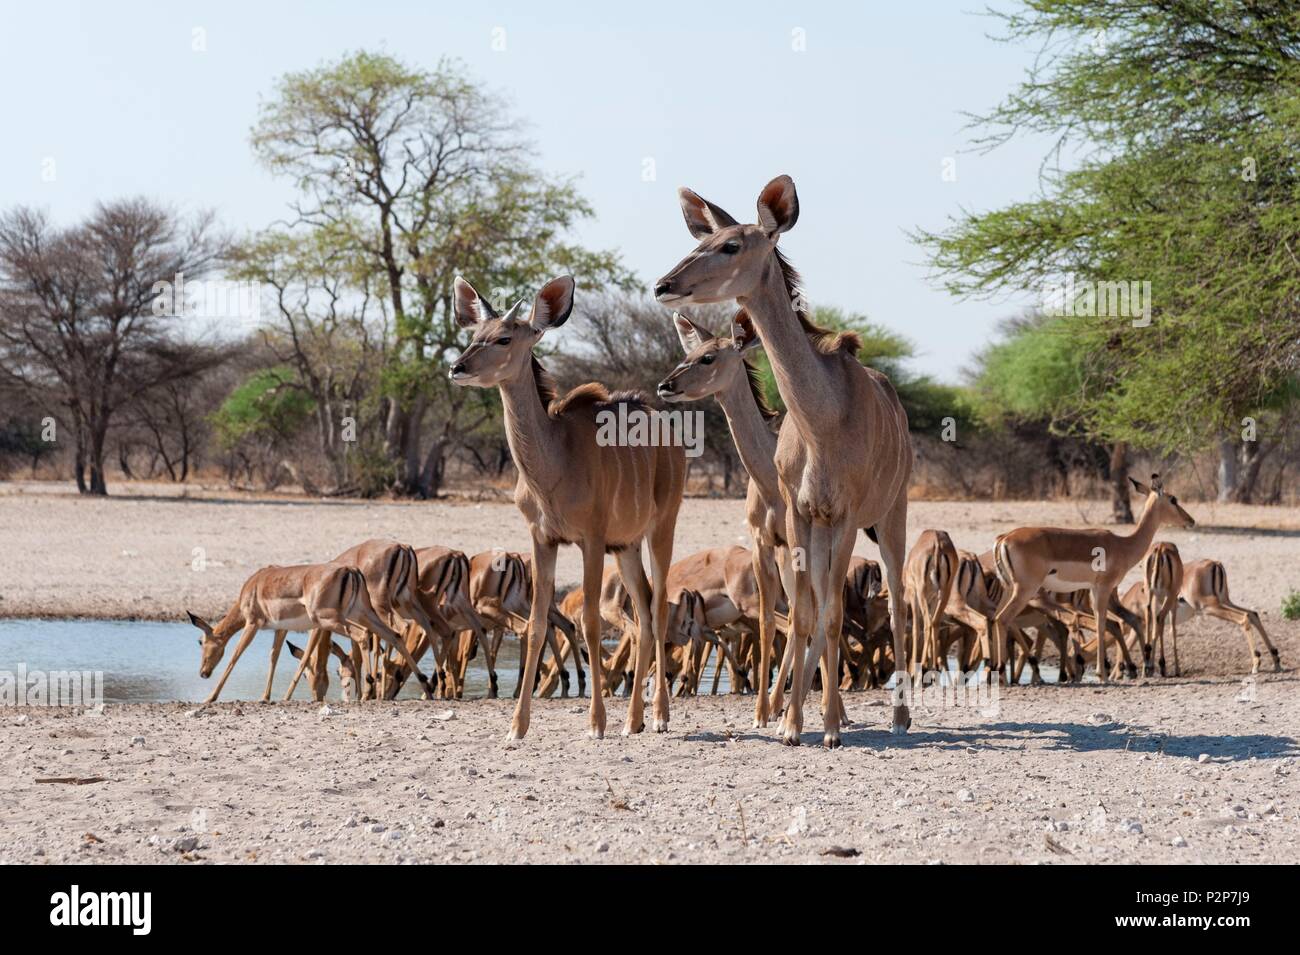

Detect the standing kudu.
[
  {"left": 450, "top": 275, "right": 685, "bottom": 739},
  {"left": 657, "top": 175, "right": 913, "bottom": 746},
  {"left": 658, "top": 311, "right": 828, "bottom": 728}
]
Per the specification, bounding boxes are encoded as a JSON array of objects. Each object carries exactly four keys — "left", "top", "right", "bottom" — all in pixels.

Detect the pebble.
[
  {"left": 1171, "top": 835, "right": 1188, "bottom": 848},
  {"left": 596, "top": 841, "right": 610, "bottom": 853},
  {"left": 1115, "top": 819, "right": 1143, "bottom": 835},
  {"left": 130, "top": 736, "right": 145, "bottom": 746},
  {"left": 957, "top": 789, "right": 975, "bottom": 803},
  {"left": 1197, "top": 754, "right": 1211, "bottom": 764}
]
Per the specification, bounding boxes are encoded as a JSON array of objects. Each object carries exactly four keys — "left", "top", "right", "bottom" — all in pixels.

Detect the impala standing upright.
[{"left": 656, "top": 175, "right": 914, "bottom": 746}]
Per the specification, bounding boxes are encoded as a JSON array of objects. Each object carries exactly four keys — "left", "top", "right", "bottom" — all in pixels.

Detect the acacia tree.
[
  {"left": 916, "top": 1, "right": 1300, "bottom": 505},
  {"left": 0, "top": 199, "right": 226, "bottom": 494},
  {"left": 248, "top": 51, "right": 632, "bottom": 497}
]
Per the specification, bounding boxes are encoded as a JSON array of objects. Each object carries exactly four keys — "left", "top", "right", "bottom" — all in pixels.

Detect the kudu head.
[
  {"left": 657, "top": 309, "right": 760, "bottom": 403},
  {"left": 1129, "top": 473, "right": 1196, "bottom": 529},
  {"left": 186, "top": 611, "right": 230, "bottom": 679},
  {"left": 448, "top": 275, "right": 575, "bottom": 388},
  {"left": 655, "top": 175, "right": 799, "bottom": 306}
]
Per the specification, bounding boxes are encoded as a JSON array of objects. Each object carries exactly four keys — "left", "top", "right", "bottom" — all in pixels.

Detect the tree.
[
  {"left": 246, "top": 51, "right": 632, "bottom": 497},
  {"left": 970, "top": 312, "right": 1134, "bottom": 520},
  {"left": 915, "top": 1, "right": 1300, "bottom": 504},
  {"left": 0, "top": 199, "right": 227, "bottom": 494}
]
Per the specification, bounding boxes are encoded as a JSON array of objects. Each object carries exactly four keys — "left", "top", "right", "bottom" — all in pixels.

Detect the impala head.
[
  {"left": 186, "top": 610, "right": 229, "bottom": 679},
  {"left": 288, "top": 640, "right": 359, "bottom": 702},
  {"left": 1130, "top": 473, "right": 1195, "bottom": 528},
  {"left": 655, "top": 175, "right": 799, "bottom": 306},
  {"left": 657, "top": 310, "right": 760, "bottom": 402},
  {"left": 449, "top": 275, "right": 575, "bottom": 387}
]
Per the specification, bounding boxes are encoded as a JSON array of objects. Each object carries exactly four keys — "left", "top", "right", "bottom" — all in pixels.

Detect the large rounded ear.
[
  {"left": 453, "top": 276, "right": 498, "bottom": 328},
  {"left": 731, "top": 308, "right": 760, "bottom": 352},
  {"left": 678, "top": 187, "right": 739, "bottom": 239},
  {"left": 673, "top": 311, "right": 711, "bottom": 353},
  {"left": 1128, "top": 475, "right": 1151, "bottom": 496},
  {"left": 529, "top": 275, "right": 575, "bottom": 333},
  {"left": 756, "top": 175, "right": 799, "bottom": 237}
]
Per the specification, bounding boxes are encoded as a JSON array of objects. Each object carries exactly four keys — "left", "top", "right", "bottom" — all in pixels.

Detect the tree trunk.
[
  {"left": 1230, "top": 440, "right": 1268, "bottom": 504},
  {"left": 1216, "top": 435, "right": 1238, "bottom": 502},
  {"left": 1108, "top": 441, "right": 1133, "bottom": 523}
]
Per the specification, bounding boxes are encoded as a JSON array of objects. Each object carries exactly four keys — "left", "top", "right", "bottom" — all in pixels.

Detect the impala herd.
[{"left": 185, "top": 175, "right": 1284, "bottom": 748}]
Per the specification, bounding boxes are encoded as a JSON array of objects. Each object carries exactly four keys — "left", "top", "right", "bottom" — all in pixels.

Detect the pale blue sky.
[{"left": 0, "top": 0, "right": 1055, "bottom": 381}]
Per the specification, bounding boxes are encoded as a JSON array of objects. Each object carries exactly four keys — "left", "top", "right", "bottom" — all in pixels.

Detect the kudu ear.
[
  {"left": 731, "top": 309, "right": 760, "bottom": 352},
  {"left": 756, "top": 175, "right": 799, "bottom": 238},
  {"left": 529, "top": 275, "right": 575, "bottom": 334},
  {"left": 453, "top": 276, "right": 498, "bottom": 329},
  {"left": 1129, "top": 476, "right": 1151, "bottom": 496},
  {"left": 673, "top": 311, "right": 710, "bottom": 354},
  {"left": 678, "top": 187, "right": 739, "bottom": 239}
]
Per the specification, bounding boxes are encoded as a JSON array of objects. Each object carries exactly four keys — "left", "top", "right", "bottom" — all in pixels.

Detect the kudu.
[
  {"left": 657, "top": 175, "right": 913, "bottom": 746},
  {"left": 450, "top": 275, "right": 686, "bottom": 739}
]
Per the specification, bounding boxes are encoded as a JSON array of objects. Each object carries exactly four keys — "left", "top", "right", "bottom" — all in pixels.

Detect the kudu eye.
[
  {"left": 699, "top": 354, "right": 715, "bottom": 365},
  {"left": 721, "top": 239, "right": 741, "bottom": 254},
  {"left": 494, "top": 337, "right": 512, "bottom": 346}
]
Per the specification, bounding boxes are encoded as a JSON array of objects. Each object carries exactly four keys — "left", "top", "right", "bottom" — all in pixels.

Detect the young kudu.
[
  {"left": 657, "top": 313, "right": 808, "bottom": 727},
  {"left": 991, "top": 474, "right": 1195, "bottom": 683},
  {"left": 450, "top": 275, "right": 686, "bottom": 738},
  {"left": 656, "top": 176, "right": 913, "bottom": 746}
]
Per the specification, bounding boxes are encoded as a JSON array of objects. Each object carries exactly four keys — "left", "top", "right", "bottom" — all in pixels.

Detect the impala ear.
[
  {"left": 731, "top": 309, "right": 760, "bottom": 352},
  {"left": 453, "top": 276, "right": 498, "bottom": 328},
  {"left": 678, "top": 187, "right": 739, "bottom": 239},
  {"left": 1129, "top": 476, "right": 1151, "bottom": 496},
  {"left": 529, "top": 275, "right": 575, "bottom": 334},
  {"left": 286, "top": 641, "right": 303, "bottom": 660},
  {"left": 756, "top": 175, "right": 799, "bottom": 238},
  {"left": 185, "top": 611, "right": 211, "bottom": 634},
  {"left": 673, "top": 311, "right": 710, "bottom": 353}
]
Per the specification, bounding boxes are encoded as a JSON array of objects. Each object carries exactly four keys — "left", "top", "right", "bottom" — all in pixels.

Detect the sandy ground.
[
  {"left": 1, "top": 479, "right": 1298, "bottom": 864},
  {"left": 1, "top": 682, "right": 1296, "bottom": 864}
]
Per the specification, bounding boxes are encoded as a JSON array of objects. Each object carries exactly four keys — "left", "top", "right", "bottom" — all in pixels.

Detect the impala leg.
[
  {"left": 873, "top": 496, "right": 913, "bottom": 734},
  {"left": 1168, "top": 609, "right": 1180, "bottom": 677},
  {"left": 509, "top": 536, "right": 557, "bottom": 740},
  {"left": 1090, "top": 585, "right": 1116, "bottom": 684},
  {"left": 204, "top": 623, "right": 259, "bottom": 703},
  {"left": 263, "top": 629, "right": 287, "bottom": 702},
  {"left": 283, "top": 627, "right": 325, "bottom": 702}
]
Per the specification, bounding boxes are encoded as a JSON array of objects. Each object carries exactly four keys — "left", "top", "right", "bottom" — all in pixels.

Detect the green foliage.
[
  {"left": 915, "top": 1, "right": 1300, "bottom": 453},
  {"left": 211, "top": 368, "right": 315, "bottom": 449},
  {"left": 748, "top": 306, "right": 977, "bottom": 435},
  {"left": 1282, "top": 590, "right": 1300, "bottom": 622}
]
